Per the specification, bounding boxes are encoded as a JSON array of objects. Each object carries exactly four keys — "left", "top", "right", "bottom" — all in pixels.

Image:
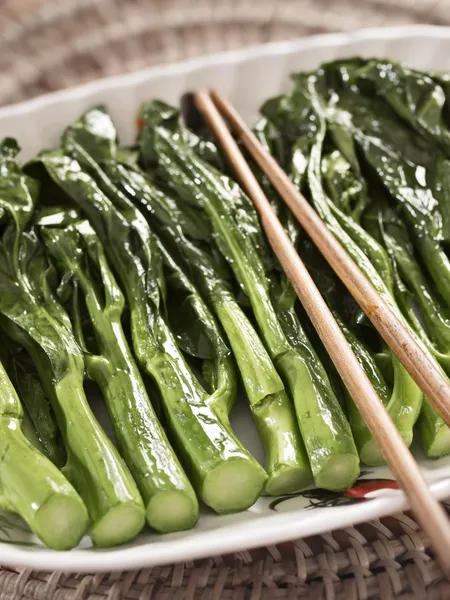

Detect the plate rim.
[
  {"left": 0, "top": 24, "right": 450, "bottom": 117},
  {"left": 1, "top": 479, "right": 450, "bottom": 573},
  {"left": 1, "top": 23, "right": 450, "bottom": 572}
]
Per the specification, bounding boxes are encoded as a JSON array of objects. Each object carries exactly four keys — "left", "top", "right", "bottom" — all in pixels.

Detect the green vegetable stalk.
[
  {"left": 139, "top": 102, "right": 360, "bottom": 492},
  {"left": 299, "top": 234, "right": 421, "bottom": 465},
  {"left": 0, "top": 353, "right": 89, "bottom": 550},
  {"left": 41, "top": 212, "right": 199, "bottom": 533},
  {"left": 284, "top": 63, "right": 449, "bottom": 458},
  {"left": 20, "top": 408, "right": 47, "bottom": 455},
  {"left": 318, "top": 66, "right": 450, "bottom": 309},
  {"left": 253, "top": 118, "right": 391, "bottom": 465},
  {"left": 259, "top": 76, "right": 424, "bottom": 463},
  {"left": 0, "top": 138, "right": 145, "bottom": 547},
  {"left": 362, "top": 200, "right": 450, "bottom": 375},
  {"left": 240, "top": 108, "right": 415, "bottom": 467},
  {"left": 155, "top": 233, "right": 237, "bottom": 423},
  {"left": 8, "top": 345, "right": 65, "bottom": 466},
  {"left": 107, "top": 157, "right": 312, "bottom": 495},
  {"left": 314, "top": 59, "right": 450, "bottom": 459},
  {"left": 30, "top": 114, "right": 267, "bottom": 514},
  {"left": 361, "top": 199, "right": 450, "bottom": 457}
]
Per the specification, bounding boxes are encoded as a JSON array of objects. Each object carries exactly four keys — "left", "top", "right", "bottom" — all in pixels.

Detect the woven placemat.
[
  {"left": 1, "top": 512, "right": 450, "bottom": 599},
  {"left": 1, "top": 0, "right": 450, "bottom": 106},
  {"left": 2, "top": 1, "right": 450, "bottom": 598}
]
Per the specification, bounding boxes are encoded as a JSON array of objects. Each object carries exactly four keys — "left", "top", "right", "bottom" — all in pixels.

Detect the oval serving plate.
[{"left": 1, "top": 24, "right": 450, "bottom": 572}]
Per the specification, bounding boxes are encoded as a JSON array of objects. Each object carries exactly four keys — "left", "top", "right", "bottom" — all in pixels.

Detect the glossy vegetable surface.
[
  {"left": 41, "top": 213, "right": 199, "bottom": 532},
  {"left": 139, "top": 102, "right": 360, "bottom": 492},
  {"left": 0, "top": 349, "right": 88, "bottom": 550},
  {"left": 1, "top": 54, "right": 450, "bottom": 552},
  {"left": 2, "top": 340, "right": 66, "bottom": 467},
  {"left": 261, "top": 59, "right": 450, "bottom": 459},
  {"left": 104, "top": 153, "right": 312, "bottom": 495},
  {"left": 0, "top": 139, "right": 145, "bottom": 547},
  {"left": 31, "top": 110, "right": 267, "bottom": 514}
]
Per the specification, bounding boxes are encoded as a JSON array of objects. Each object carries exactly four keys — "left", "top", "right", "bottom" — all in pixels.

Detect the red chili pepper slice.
[{"left": 344, "top": 480, "right": 398, "bottom": 498}]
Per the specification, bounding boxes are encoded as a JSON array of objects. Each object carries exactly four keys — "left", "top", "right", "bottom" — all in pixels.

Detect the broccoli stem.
[
  {"left": 275, "top": 307, "right": 360, "bottom": 490},
  {"left": 0, "top": 140, "right": 145, "bottom": 548},
  {"left": 142, "top": 321, "right": 267, "bottom": 513},
  {"left": 415, "top": 236, "right": 450, "bottom": 309},
  {"left": 361, "top": 196, "right": 450, "bottom": 459},
  {"left": 42, "top": 219, "right": 199, "bottom": 533},
  {"left": 343, "top": 336, "right": 422, "bottom": 465},
  {"left": 0, "top": 358, "right": 88, "bottom": 550},
  {"left": 87, "top": 345, "right": 199, "bottom": 532},
  {"left": 140, "top": 119, "right": 359, "bottom": 492},
  {"left": 214, "top": 298, "right": 312, "bottom": 494},
  {"left": 419, "top": 397, "right": 450, "bottom": 458},
  {"left": 116, "top": 166, "right": 312, "bottom": 495},
  {"left": 25, "top": 345, "right": 146, "bottom": 548},
  {"left": 35, "top": 142, "right": 267, "bottom": 514}
]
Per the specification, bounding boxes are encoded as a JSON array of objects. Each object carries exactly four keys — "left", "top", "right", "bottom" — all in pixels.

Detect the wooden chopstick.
[
  {"left": 208, "top": 88, "right": 450, "bottom": 427},
  {"left": 194, "top": 90, "right": 450, "bottom": 578}
]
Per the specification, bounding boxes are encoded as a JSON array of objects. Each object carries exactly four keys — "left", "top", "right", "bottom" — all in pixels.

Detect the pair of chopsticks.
[{"left": 194, "top": 89, "right": 450, "bottom": 578}]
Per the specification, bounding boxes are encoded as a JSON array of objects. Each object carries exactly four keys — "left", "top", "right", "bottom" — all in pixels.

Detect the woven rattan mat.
[
  {"left": 3, "top": 1, "right": 450, "bottom": 598},
  {"left": 1, "top": 512, "right": 450, "bottom": 599},
  {"left": 2, "top": 0, "right": 450, "bottom": 106}
]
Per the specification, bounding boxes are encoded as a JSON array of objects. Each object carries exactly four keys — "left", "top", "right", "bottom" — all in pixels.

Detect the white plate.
[{"left": 1, "top": 24, "right": 450, "bottom": 573}]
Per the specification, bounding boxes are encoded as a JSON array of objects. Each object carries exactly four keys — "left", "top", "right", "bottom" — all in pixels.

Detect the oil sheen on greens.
[
  {"left": 259, "top": 57, "right": 450, "bottom": 460},
  {"left": 0, "top": 55, "right": 449, "bottom": 552}
]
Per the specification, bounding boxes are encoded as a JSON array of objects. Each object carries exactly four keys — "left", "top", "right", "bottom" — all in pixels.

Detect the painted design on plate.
[
  {"left": 0, "top": 471, "right": 401, "bottom": 547},
  {"left": 269, "top": 471, "right": 401, "bottom": 512}
]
